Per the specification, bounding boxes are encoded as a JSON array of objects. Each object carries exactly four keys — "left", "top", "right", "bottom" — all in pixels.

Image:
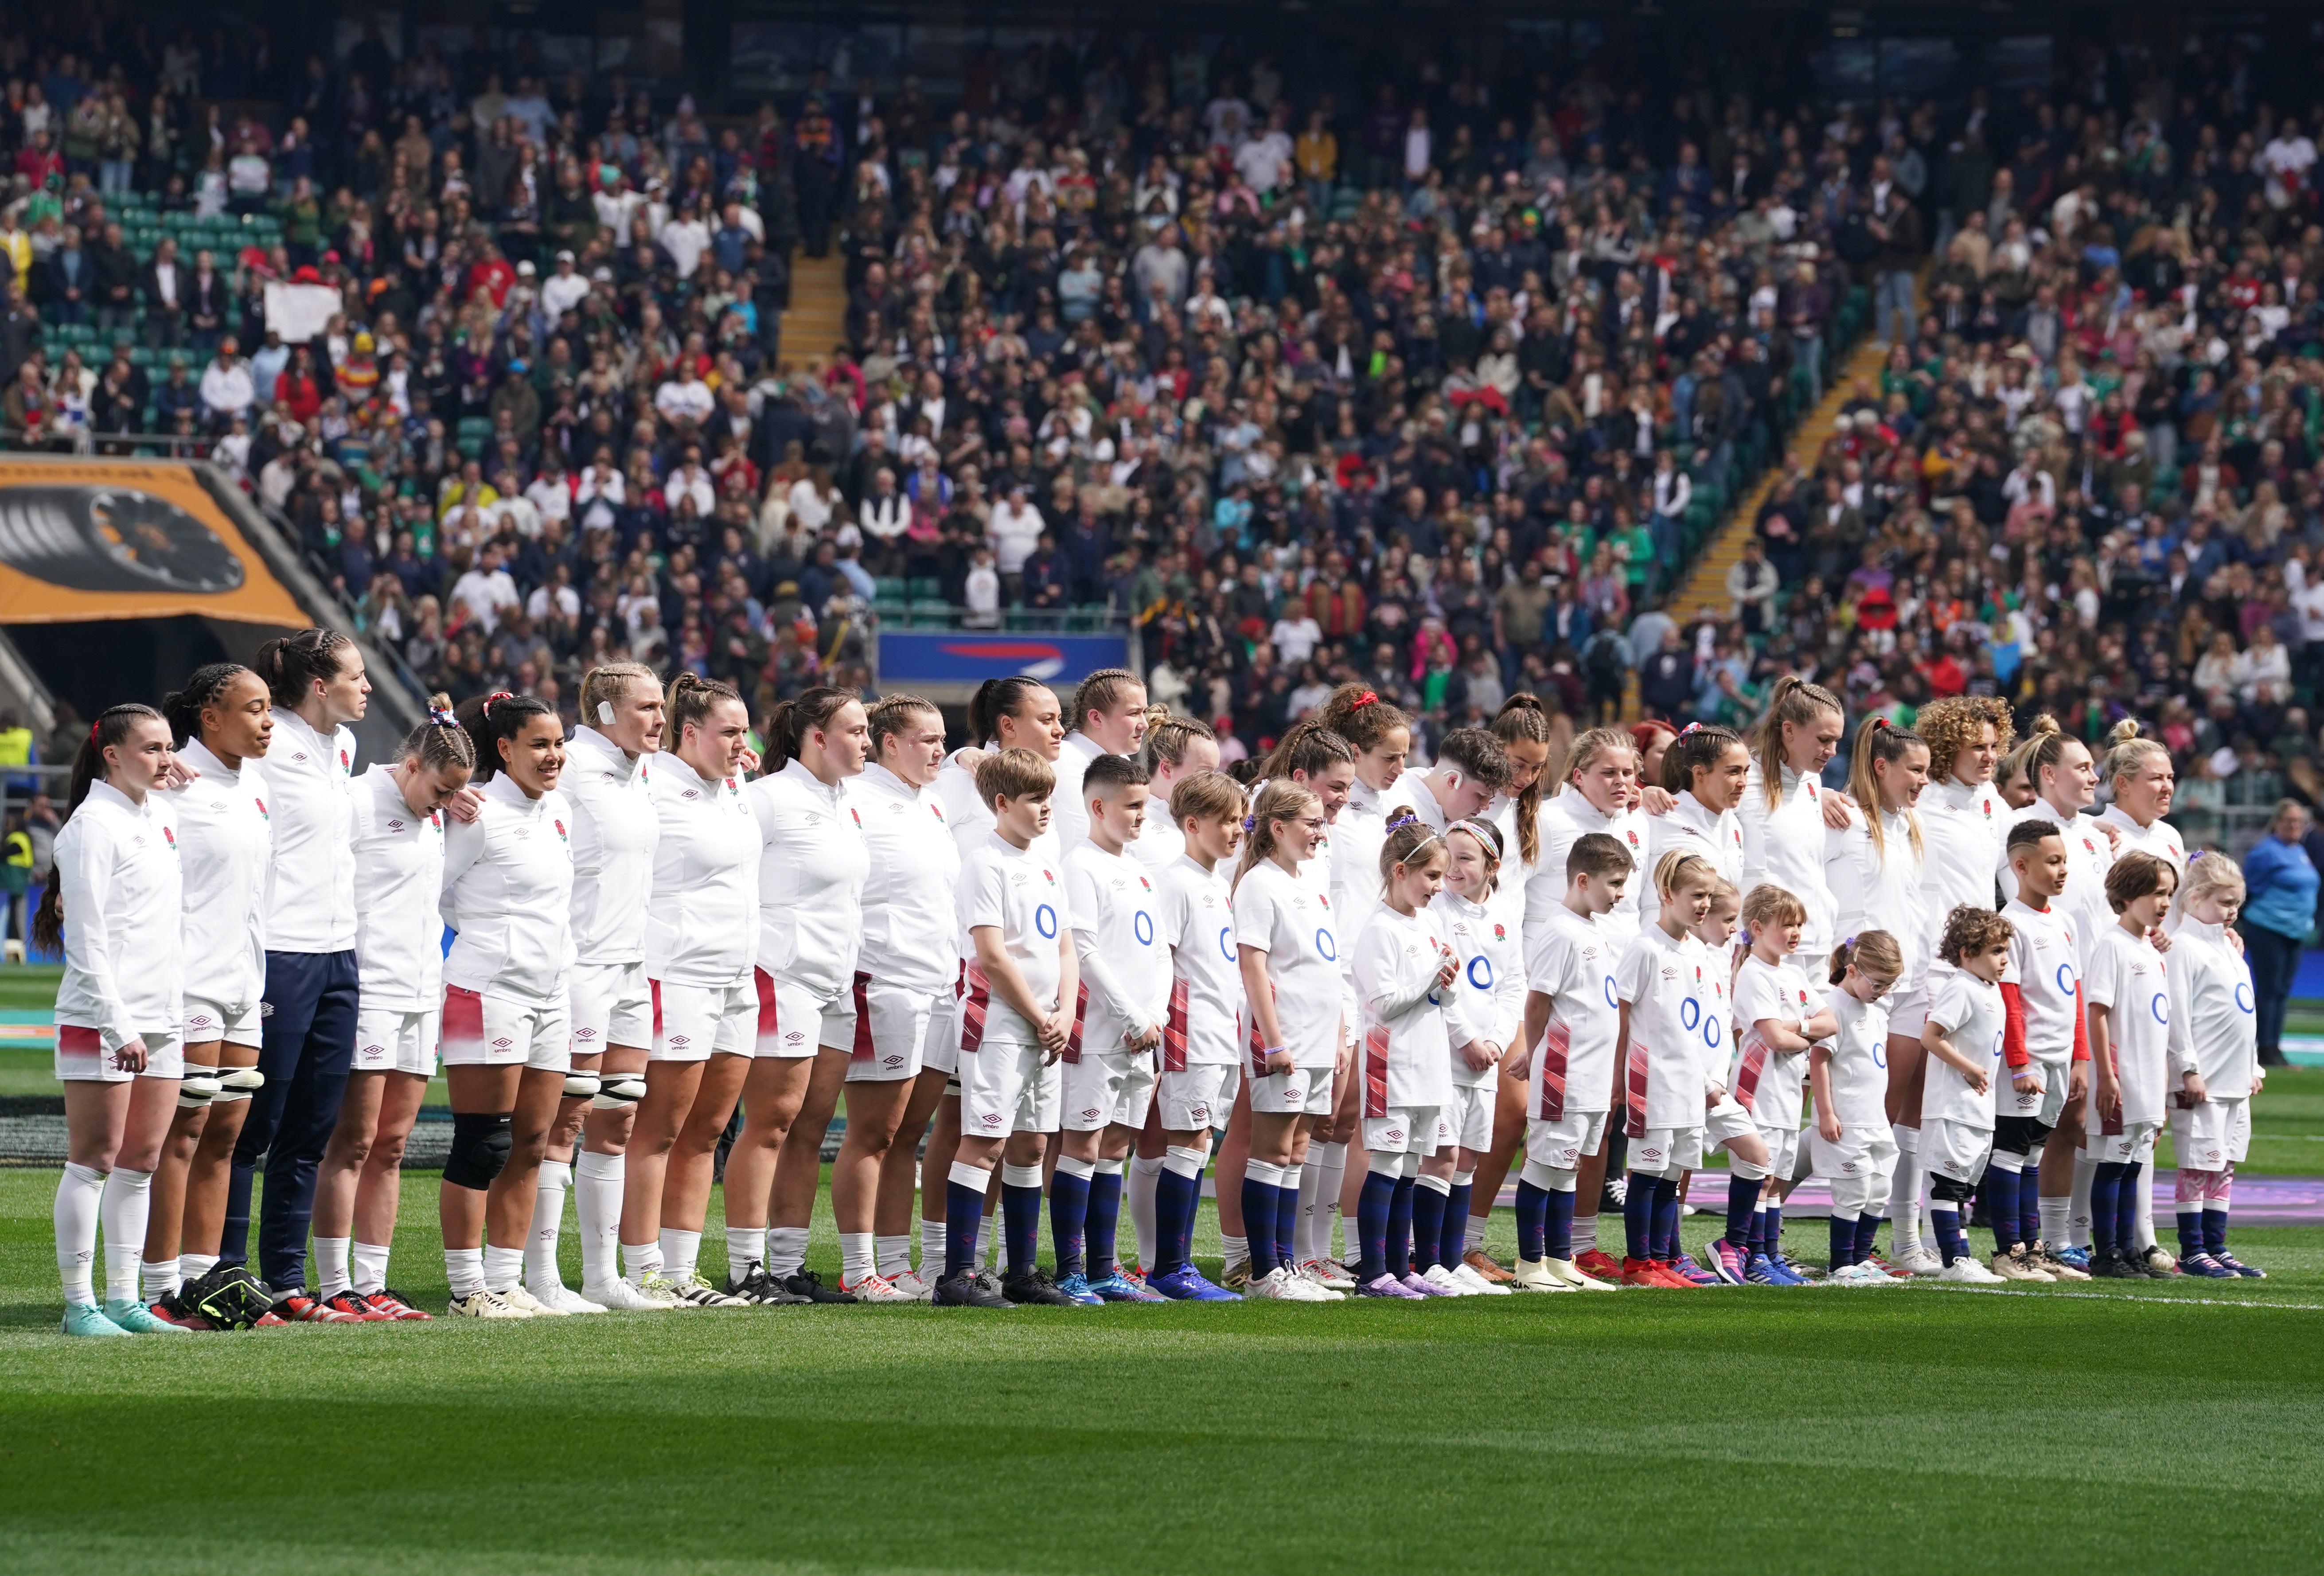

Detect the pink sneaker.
[
  {"left": 1400, "top": 1271, "right": 1456, "bottom": 1297},
  {"left": 1357, "top": 1272, "right": 1424, "bottom": 1299}
]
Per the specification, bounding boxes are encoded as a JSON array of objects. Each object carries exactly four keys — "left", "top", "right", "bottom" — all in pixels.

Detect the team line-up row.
[{"left": 43, "top": 644, "right": 2265, "bottom": 1329}]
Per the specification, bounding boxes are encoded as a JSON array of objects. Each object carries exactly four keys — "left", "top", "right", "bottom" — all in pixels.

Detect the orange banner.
[{"left": 0, "top": 459, "right": 308, "bottom": 626}]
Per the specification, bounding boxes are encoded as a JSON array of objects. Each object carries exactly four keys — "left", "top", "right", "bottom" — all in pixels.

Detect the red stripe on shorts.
[
  {"left": 442, "top": 984, "right": 485, "bottom": 1051},
  {"left": 1733, "top": 1030, "right": 1768, "bottom": 1114},
  {"left": 1162, "top": 976, "right": 1189, "bottom": 1073},
  {"left": 1623, "top": 1041, "right": 1649, "bottom": 1140},
  {"left": 1063, "top": 981, "right": 1088, "bottom": 1063},
  {"left": 959, "top": 966, "right": 991, "bottom": 1056},
  {"left": 1537, "top": 1018, "right": 1570, "bottom": 1120},
  {"left": 1363, "top": 1025, "right": 1390, "bottom": 1120},
  {"left": 752, "top": 968, "right": 778, "bottom": 1043},
  {"left": 851, "top": 972, "right": 875, "bottom": 1061},
  {"left": 58, "top": 1023, "right": 101, "bottom": 1056}
]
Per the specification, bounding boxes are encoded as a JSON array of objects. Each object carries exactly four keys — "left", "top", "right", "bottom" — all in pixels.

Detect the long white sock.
[
  {"left": 1128, "top": 1153, "right": 1163, "bottom": 1270},
  {"left": 525, "top": 1159, "right": 570, "bottom": 1290},
  {"left": 620, "top": 1239, "right": 662, "bottom": 1285},
  {"left": 1316, "top": 1142, "right": 1348, "bottom": 1260},
  {"left": 1292, "top": 1161, "right": 1320, "bottom": 1264},
  {"left": 876, "top": 1233, "right": 912, "bottom": 1278},
  {"left": 919, "top": 1215, "right": 946, "bottom": 1273},
  {"left": 2131, "top": 1160, "right": 2158, "bottom": 1252},
  {"left": 767, "top": 1225, "right": 810, "bottom": 1279},
  {"left": 1572, "top": 1215, "right": 1598, "bottom": 1255},
  {"left": 482, "top": 1243, "right": 523, "bottom": 1292},
  {"left": 351, "top": 1240, "right": 390, "bottom": 1295},
  {"left": 98, "top": 1167, "right": 153, "bottom": 1304},
  {"left": 445, "top": 1245, "right": 485, "bottom": 1299},
  {"left": 1220, "top": 1233, "right": 1247, "bottom": 1268},
  {"left": 141, "top": 1256, "right": 180, "bottom": 1303},
  {"left": 840, "top": 1232, "right": 876, "bottom": 1284},
  {"left": 55, "top": 1162, "right": 104, "bottom": 1305},
  {"left": 182, "top": 1250, "right": 218, "bottom": 1281},
  {"left": 1465, "top": 1210, "right": 1486, "bottom": 1253},
  {"left": 1887, "top": 1125, "right": 1923, "bottom": 1250},
  {"left": 726, "top": 1225, "right": 767, "bottom": 1277},
  {"left": 2069, "top": 1152, "right": 2097, "bottom": 1248},
  {"left": 2038, "top": 1195, "right": 2069, "bottom": 1247},
  {"left": 315, "top": 1235, "right": 353, "bottom": 1298},
  {"left": 658, "top": 1227, "right": 701, "bottom": 1281},
  {"left": 574, "top": 1151, "right": 624, "bottom": 1288}
]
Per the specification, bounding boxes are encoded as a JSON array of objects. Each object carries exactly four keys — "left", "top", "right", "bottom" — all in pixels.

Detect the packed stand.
[{"left": 0, "top": 19, "right": 1871, "bottom": 743}]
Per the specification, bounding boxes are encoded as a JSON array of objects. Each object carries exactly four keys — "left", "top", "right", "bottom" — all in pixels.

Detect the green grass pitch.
[{"left": 3, "top": 1073, "right": 2322, "bottom": 1574}]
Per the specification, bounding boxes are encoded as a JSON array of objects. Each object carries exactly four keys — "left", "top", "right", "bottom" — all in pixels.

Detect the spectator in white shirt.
[
  {"left": 990, "top": 482, "right": 1045, "bottom": 577},
  {"left": 963, "top": 545, "right": 1001, "bottom": 628},
  {"left": 449, "top": 543, "right": 522, "bottom": 634},
  {"left": 199, "top": 337, "right": 254, "bottom": 422},
  {"left": 657, "top": 200, "right": 712, "bottom": 279},
  {"left": 573, "top": 452, "right": 624, "bottom": 531},
  {"left": 664, "top": 452, "right": 715, "bottom": 518},
  {"left": 526, "top": 562, "right": 581, "bottom": 623},
  {"left": 539, "top": 250, "right": 591, "bottom": 319},
  {"left": 524, "top": 459, "right": 573, "bottom": 528},
  {"left": 654, "top": 367, "right": 714, "bottom": 428},
  {"left": 859, "top": 467, "right": 909, "bottom": 560},
  {"left": 1270, "top": 610, "right": 1322, "bottom": 665}
]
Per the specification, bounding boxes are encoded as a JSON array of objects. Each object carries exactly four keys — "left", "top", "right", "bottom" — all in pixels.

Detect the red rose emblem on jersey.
[
  {"left": 554, "top": 819, "right": 568, "bottom": 840},
  {"left": 253, "top": 796, "right": 268, "bottom": 819},
  {"left": 1493, "top": 924, "right": 1506, "bottom": 940},
  {"left": 339, "top": 749, "right": 351, "bottom": 770},
  {"left": 850, "top": 808, "right": 863, "bottom": 827},
  {"left": 1626, "top": 829, "right": 1640, "bottom": 846}
]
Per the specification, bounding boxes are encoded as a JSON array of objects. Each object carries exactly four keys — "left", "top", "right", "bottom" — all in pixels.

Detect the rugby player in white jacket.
[
  {"left": 307, "top": 708, "right": 473, "bottom": 1318},
  {"left": 145, "top": 666, "right": 273, "bottom": 1317},
  {"left": 44, "top": 704, "right": 187, "bottom": 1337},
  {"left": 436, "top": 694, "right": 577, "bottom": 1319}
]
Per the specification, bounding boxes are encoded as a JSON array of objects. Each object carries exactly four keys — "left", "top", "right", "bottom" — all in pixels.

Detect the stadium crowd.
[{"left": 0, "top": 16, "right": 2321, "bottom": 833}]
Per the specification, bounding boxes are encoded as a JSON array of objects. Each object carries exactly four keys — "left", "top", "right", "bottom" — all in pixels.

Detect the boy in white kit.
[
  {"left": 1148, "top": 769, "right": 1248, "bottom": 1301},
  {"left": 936, "top": 749, "right": 1081, "bottom": 1309},
  {"left": 2085, "top": 850, "right": 2181, "bottom": 1280},
  {"left": 1809, "top": 930, "right": 1905, "bottom": 1283},
  {"left": 1994, "top": 819, "right": 2089, "bottom": 1281},
  {"left": 1056, "top": 754, "right": 1170, "bottom": 1303},
  {"left": 1513, "top": 831, "right": 1632, "bottom": 1291},
  {"left": 1918, "top": 905, "right": 2013, "bottom": 1284},
  {"left": 2160, "top": 853, "right": 2267, "bottom": 1278}
]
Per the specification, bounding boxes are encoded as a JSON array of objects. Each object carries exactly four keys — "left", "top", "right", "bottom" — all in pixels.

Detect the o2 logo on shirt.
[
  {"left": 1703, "top": 1016, "right": 1722, "bottom": 1050},
  {"left": 1133, "top": 911, "right": 1154, "bottom": 946},
  {"left": 1871, "top": 1038, "right": 1887, "bottom": 1070},
  {"left": 2055, "top": 964, "right": 2077, "bottom": 996},
  {"left": 1467, "top": 956, "right": 1493, "bottom": 990},
  {"left": 1314, "top": 927, "right": 1337, "bottom": 962},
  {"left": 1218, "top": 925, "right": 1235, "bottom": 962},
  {"left": 1680, "top": 998, "right": 1700, "bottom": 1032},
  {"left": 1035, "top": 904, "right": 1058, "bottom": 940},
  {"left": 1603, "top": 976, "right": 1619, "bottom": 1010},
  {"left": 2152, "top": 992, "right": 2170, "bottom": 1025},
  {"left": 2234, "top": 982, "right": 2254, "bottom": 1014}
]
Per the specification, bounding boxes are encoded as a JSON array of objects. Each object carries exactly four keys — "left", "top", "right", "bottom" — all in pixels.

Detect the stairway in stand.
[
  {"left": 777, "top": 250, "right": 848, "bottom": 371},
  {"left": 1620, "top": 330, "right": 1897, "bottom": 721}
]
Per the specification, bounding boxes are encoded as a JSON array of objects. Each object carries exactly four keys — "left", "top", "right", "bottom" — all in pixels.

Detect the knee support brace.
[
  {"left": 443, "top": 1112, "right": 515, "bottom": 1190},
  {"left": 562, "top": 1070, "right": 604, "bottom": 1100},
  {"left": 213, "top": 1066, "right": 265, "bottom": 1103},
  {"left": 177, "top": 1069, "right": 222, "bottom": 1111},
  {"left": 591, "top": 1072, "right": 646, "bottom": 1111},
  {"left": 1929, "top": 1171, "right": 1977, "bottom": 1205}
]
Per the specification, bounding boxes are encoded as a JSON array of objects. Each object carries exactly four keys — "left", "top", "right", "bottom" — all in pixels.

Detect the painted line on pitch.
[{"left": 1917, "top": 1283, "right": 2324, "bottom": 1311}]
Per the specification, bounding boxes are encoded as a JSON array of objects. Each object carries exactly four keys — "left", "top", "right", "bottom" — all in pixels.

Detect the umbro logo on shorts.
[
  {"left": 883, "top": 1054, "right": 905, "bottom": 1068},
  {"left": 1553, "top": 1147, "right": 1577, "bottom": 1165},
  {"left": 190, "top": 1014, "right": 212, "bottom": 1027},
  {"left": 668, "top": 1034, "right": 691, "bottom": 1047},
  {"left": 492, "top": 1037, "right": 513, "bottom": 1049},
  {"left": 1840, "top": 1160, "right": 1859, "bottom": 1172},
  {"left": 1284, "top": 1084, "right": 1305, "bottom": 1101},
  {"left": 979, "top": 1112, "right": 1002, "bottom": 1127},
  {"left": 1189, "top": 1104, "right": 1211, "bottom": 1123},
  {"left": 1080, "top": 1107, "right": 1100, "bottom": 1121},
  {"left": 363, "top": 1045, "right": 384, "bottom": 1056},
  {"left": 574, "top": 1026, "right": 597, "bottom": 1040},
  {"left": 784, "top": 1031, "right": 806, "bottom": 1045},
  {"left": 1640, "top": 1145, "right": 1664, "bottom": 1162},
  {"left": 1384, "top": 1128, "right": 1404, "bottom": 1142}
]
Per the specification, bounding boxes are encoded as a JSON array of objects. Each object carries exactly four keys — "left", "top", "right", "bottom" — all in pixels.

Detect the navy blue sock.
[
  {"left": 2176, "top": 1209, "right": 2205, "bottom": 1256},
  {"left": 2204, "top": 1206, "right": 2228, "bottom": 1256},
  {"left": 1743, "top": 1203, "right": 1764, "bottom": 1256},
  {"left": 1412, "top": 1183, "right": 1448, "bottom": 1272},
  {"left": 1854, "top": 1213, "right": 1880, "bottom": 1262},
  {"left": 1357, "top": 1170, "right": 1395, "bottom": 1279},
  {"left": 1985, "top": 1166, "right": 2020, "bottom": 1252},
  {"left": 2018, "top": 1161, "right": 2042, "bottom": 1247},
  {"left": 1048, "top": 1169, "right": 1090, "bottom": 1279},
  {"left": 2090, "top": 1162, "right": 2124, "bottom": 1259},
  {"left": 1441, "top": 1182, "right": 1472, "bottom": 1269},
  {"left": 1002, "top": 1181, "right": 1044, "bottom": 1276},
  {"left": 945, "top": 1178, "right": 986, "bottom": 1277},
  {"left": 1652, "top": 1176, "right": 1681, "bottom": 1261},
  {"left": 1623, "top": 1171, "right": 1657, "bottom": 1260},
  {"left": 1514, "top": 1180, "right": 1551, "bottom": 1262},
  {"left": 1086, "top": 1169, "right": 1123, "bottom": 1276},
  {"left": 1724, "top": 1173, "right": 1759, "bottom": 1246},
  {"left": 1241, "top": 1177, "right": 1279, "bottom": 1275},
  {"left": 1273, "top": 1173, "right": 1300, "bottom": 1269},
  {"left": 1154, "top": 1166, "right": 1196, "bottom": 1274},
  {"left": 2115, "top": 1162, "right": 2143, "bottom": 1257},
  {"left": 1547, "top": 1187, "right": 1576, "bottom": 1260},
  {"left": 1764, "top": 1204, "right": 1783, "bottom": 1259},
  {"left": 1386, "top": 1176, "right": 1416, "bottom": 1276},
  {"left": 1830, "top": 1214, "right": 1857, "bottom": 1267},
  {"left": 1930, "top": 1205, "right": 1963, "bottom": 1266}
]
